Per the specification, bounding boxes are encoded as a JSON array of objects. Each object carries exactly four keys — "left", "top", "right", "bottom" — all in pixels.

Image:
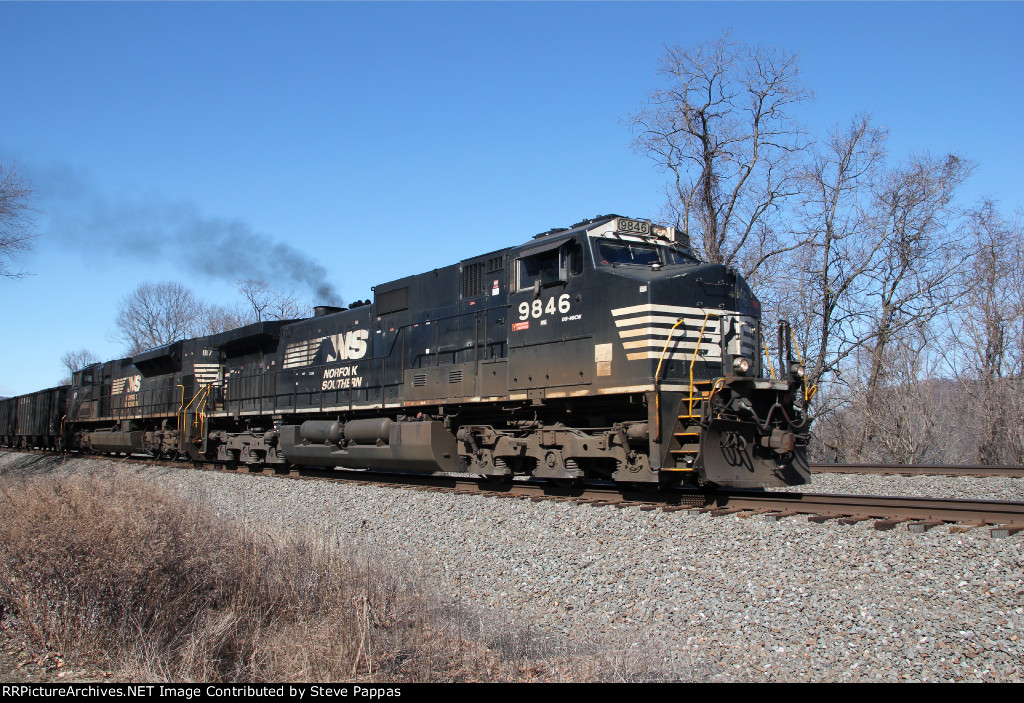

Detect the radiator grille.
[{"left": 462, "top": 263, "right": 484, "bottom": 297}]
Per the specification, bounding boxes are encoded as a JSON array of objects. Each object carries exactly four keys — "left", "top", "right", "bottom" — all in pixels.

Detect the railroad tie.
[
  {"left": 907, "top": 521, "right": 945, "bottom": 533},
  {"left": 760, "top": 511, "right": 800, "bottom": 522},
  {"left": 873, "top": 518, "right": 911, "bottom": 531},
  {"left": 990, "top": 526, "right": 1024, "bottom": 539}
]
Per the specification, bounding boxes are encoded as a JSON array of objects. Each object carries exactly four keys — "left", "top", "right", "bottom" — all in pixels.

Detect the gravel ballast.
[{"left": 2, "top": 452, "right": 1022, "bottom": 682}]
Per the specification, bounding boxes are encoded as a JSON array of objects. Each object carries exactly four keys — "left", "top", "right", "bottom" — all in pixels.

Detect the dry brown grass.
[{"left": 0, "top": 465, "right": 688, "bottom": 682}]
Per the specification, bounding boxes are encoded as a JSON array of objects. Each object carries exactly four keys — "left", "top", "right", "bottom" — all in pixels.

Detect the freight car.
[
  {"left": 0, "top": 386, "right": 67, "bottom": 451},
  {"left": 2, "top": 214, "right": 812, "bottom": 488}
]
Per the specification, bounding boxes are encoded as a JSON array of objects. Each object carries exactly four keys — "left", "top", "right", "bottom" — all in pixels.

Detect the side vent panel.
[{"left": 462, "top": 263, "right": 484, "bottom": 298}]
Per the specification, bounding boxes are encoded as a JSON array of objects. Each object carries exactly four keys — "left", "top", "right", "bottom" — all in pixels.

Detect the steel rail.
[
  {"left": 710, "top": 490, "right": 1024, "bottom": 530},
  {"left": 811, "top": 463, "right": 1024, "bottom": 478},
  {"left": 282, "top": 466, "right": 1024, "bottom": 532},
  {"left": 4, "top": 448, "right": 1023, "bottom": 534}
]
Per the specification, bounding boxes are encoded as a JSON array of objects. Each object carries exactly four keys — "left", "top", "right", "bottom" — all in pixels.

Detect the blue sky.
[{"left": 1, "top": 1, "right": 1022, "bottom": 396}]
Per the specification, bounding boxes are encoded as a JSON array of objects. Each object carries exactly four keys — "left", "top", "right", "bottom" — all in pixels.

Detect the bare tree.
[
  {"left": 818, "top": 333, "right": 967, "bottom": 464},
  {"left": 196, "top": 280, "right": 313, "bottom": 335},
  {"left": 0, "top": 162, "right": 38, "bottom": 279},
  {"left": 768, "top": 116, "right": 898, "bottom": 455},
  {"left": 114, "top": 281, "right": 210, "bottom": 354},
  {"left": 761, "top": 112, "right": 973, "bottom": 462},
  {"left": 59, "top": 349, "right": 101, "bottom": 385},
  {"left": 858, "top": 153, "right": 973, "bottom": 401},
  {"left": 114, "top": 279, "right": 312, "bottom": 353},
  {"left": 950, "top": 201, "right": 1024, "bottom": 464},
  {"left": 203, "top": 302, "right": 250, "bottom": 334},
  {"left": 780, "top": 115, "right": 889, "bottom": 392},
  {"left": 629, "top": 33, "right": 811, "bottom": 277},
  {"left": 234, "top": 278, "right": 311, "bottom": 323}
]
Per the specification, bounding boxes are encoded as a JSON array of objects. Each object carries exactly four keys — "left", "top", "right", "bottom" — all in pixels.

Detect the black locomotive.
[{"left": 1, "top": 215, "right": 811, "bottom": 488}]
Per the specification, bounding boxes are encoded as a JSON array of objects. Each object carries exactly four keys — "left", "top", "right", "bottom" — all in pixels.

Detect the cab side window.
[{"left": 517, "top": 247, "right": 564, "bottom": 290}]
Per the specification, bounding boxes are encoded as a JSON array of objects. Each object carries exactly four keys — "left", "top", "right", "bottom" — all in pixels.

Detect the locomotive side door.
[
  {"left": 477, "top": 255, "right": 509, "bottom": 398},
  {"left": 507, "top": 238, "right": 592, "bottom": 395}
]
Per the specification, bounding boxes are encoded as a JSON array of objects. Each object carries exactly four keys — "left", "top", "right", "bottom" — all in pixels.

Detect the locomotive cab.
[
  {"left": 577, "top": 216, "right": 810, "bottom": 487},
  {"left": 497, "top": 214, "right": 810, "bottom": 487}
]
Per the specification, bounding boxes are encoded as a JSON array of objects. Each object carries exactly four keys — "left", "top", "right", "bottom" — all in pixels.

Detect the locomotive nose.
[
  {"left": 629, "top": 263, "right": 760, "bottom": 380},
  {"left": 648, "top": 264, "right": 756, "bottom": 317}
]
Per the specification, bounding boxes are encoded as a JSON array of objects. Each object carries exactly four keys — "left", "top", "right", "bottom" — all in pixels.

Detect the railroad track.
[
  {"left": 192, "top": 460, "right": 1024, "bottom": 537},
  {"left": 811, "top": 462, "right": 1024, "bottom": 477},
  {"left": 4, "top": 448, "right": 1024, "bottom": 536}
]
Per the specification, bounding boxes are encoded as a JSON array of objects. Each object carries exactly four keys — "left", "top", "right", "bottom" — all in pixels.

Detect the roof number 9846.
[{"left": 617, "top": 218, "right": 650, "bottom": 235}]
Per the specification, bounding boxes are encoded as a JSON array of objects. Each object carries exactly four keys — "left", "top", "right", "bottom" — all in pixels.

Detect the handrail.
[
  {"left": 176, "top": 384, "right": 185, "bottom": 448},
  {"left": 195, "top": 384, "right": 212, "bottom": 443},
  {"left": 653, "top": 317, "right": 688, "bottom": 443},
  {"left": 180, "top": 384, "right": 211, "bottom": 446},
  {"left": 688, "top": 312, "right": 720, "bottom": 418},
  {"left": 654, "top": 318, "right": 687, "bottom": 385},
  {"left": 653, "top": 312, "right": 724, "bottom": 443},
  {"left": 762, "top": 328, "right": 776, "bottom": 380},
  {"left": 787, "top": 326, "right": 817, "bottom": 404}
]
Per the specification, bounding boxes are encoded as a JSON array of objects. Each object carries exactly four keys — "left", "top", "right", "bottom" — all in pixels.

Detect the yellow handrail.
[
  {"left": 180, "top": 384, "right": 212, "bottom": 445},
  {"left": 653, "top": 317, "right": 688, "bottom": 442},
  {"left": 707, "top": 376, "right": 726, "bottom": 406},
  {"left": 786, "top": 327, "right": 819, "bottom": 405},
  {"left": 196, "top": 385, "right": 211, "bottom": 440},
  {"left": 177, "top": 384, "right": 186, "bottom": 440},
  {"left": 654, "top": 318, "right": 688, "bottom": 385},
  {"left": 762, "top": 329, "right": 776, "bottom": 380},
  {"left": 789, "top": 326, "right": 804, "bottom": 364},
  {"left": 688, "top": 312, "right": 720, "bottom": 417}
]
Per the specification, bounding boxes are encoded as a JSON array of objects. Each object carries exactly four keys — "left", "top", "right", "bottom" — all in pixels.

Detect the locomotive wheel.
[{"left": 549, "top": 477, "right": 584, "bottom": 489}]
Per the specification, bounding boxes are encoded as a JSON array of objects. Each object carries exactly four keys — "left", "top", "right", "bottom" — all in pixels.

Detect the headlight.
[
  {"left": 733, "top": 357, "right": 751, "bottom": 375},
  {"left": 791, "top": 363, "right": 805, "bottom": 380}
]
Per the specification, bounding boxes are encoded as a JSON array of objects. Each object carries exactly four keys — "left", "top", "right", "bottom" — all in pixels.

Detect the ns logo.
[
  {"left": 325, "top": 329, "right": 369, "bottom": 362},
  {"left": 112, "top": 375, "right": 142, "bottom": 395}
]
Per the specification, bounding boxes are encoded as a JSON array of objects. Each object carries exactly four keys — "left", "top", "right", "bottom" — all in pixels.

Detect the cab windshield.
[
  {"left": 594, "top": 240, "right": 697, "bottom": 266},
  {"left": 663, "top": 246, "right": 698, "bottom": 264},
  {"left": 595, "top": 240, "right": 661, "bottom": 266}
]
